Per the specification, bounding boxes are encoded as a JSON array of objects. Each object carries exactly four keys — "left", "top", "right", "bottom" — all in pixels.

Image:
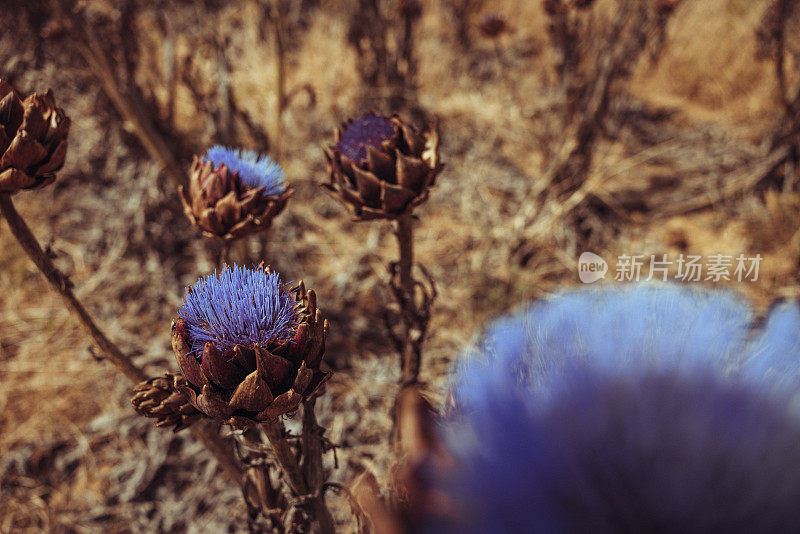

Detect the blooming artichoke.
[
  {"left": 0, "top": 79, "right": 70, "bottom": 193},
  {"left": 322, "top": 112, "right": 443, "bottom": 221},
  {"left": 131, "top": 372, "right": 203, "bottom": 431},
  {"left": 171, "top": 265, "right": 330, "bottom": 428},
  {"left": 179, "top": 146, "right": 292, "bottom": 240}
]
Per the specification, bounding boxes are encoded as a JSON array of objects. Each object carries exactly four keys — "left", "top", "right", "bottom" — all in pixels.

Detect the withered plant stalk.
[
  {"left": 396, "top": 212, "right": 420, "bottom": 386},
  {"left": 55, "top": 2, "right": 187, "bottom": 189},
  {"left": 262, "top": 417, "right": 336, "bottom": 534},
  {"left": 268, "top": 0, "right": 286, "bottom": 157},
  {"left": 0, "top": 193, "right": 243, "bottom": 484}
]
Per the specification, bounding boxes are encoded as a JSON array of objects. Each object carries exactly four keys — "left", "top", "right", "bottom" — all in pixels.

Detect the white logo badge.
[{"left": 578, "top": 252, "right": 607, "bottom": 284}]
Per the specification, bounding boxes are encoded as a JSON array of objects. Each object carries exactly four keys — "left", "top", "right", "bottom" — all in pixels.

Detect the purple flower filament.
[
  {"left": 336, "top": 112, "right": 396, "bottom": 165},
  {"left": 178, "top": 265, "right": 299, "bottom": 358},
  {"left": 204, "top": 145, "right": 286, "bottom": 196}
]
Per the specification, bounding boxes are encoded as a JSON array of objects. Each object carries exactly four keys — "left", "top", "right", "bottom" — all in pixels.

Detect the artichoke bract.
[
  {"left": 171, "top": 265, "right": 330, "bottom": 428},
  {"left": 322, "top": 112, "right": 443, "bottom": 221},
  {"left": 0, "top": 79, "right": 70, "bottom": 193},
  {"left": 179, "top": 146, "right": 292, "bottom": 240}
]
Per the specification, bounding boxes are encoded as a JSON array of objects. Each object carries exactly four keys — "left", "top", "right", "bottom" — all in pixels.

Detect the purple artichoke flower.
[
  {"left": 204, "top": 145, "right": 286, "bottom": 196},
  {"left": 322, "top": 112, "right": 443, "bottom": 221},
  {"left": 171, "top": 265, "right": 330, "bottom": 428},
  {"left": 179, "top": 146, "right": 292, "bottom": 240},
  {"left": 434, "top": 285, "right": 800, "bottom": 533}
]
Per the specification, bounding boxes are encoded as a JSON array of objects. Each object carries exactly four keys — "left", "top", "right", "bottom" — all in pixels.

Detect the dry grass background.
[{"left": 1, "top": 0, "right": 799, "bottom": 532}]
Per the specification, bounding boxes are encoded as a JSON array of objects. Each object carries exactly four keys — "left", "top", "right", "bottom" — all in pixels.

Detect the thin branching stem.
[{"left": 0, "top": 193, "right": 243, "bottom": 485}]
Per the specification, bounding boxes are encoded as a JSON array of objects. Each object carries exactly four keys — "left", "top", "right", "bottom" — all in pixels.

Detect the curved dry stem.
[{"left": 0, "top": 193, "right": 242, "bottom": 485}]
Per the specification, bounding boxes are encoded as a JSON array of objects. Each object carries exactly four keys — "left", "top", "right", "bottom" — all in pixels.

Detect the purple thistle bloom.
[
  {"left": 336, "top": 112, "right": 396, "bottom": 165},
  {"left": 177, "top": 265, "right": 299, "bottom": 357},
  {"left": 437, "top": 285, "right": 800, "bottom": 533},
  {"left": 204, "top": 145, "right": 286, "bottom": 196}
]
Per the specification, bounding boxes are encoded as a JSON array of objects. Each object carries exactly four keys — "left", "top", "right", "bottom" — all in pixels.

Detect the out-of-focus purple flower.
[{"left": 436, "top": 285, "right": 800, "bottom": 533}]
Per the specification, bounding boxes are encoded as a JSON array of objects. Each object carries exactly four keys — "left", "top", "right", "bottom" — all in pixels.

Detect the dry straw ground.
[{"left": 1, "top": 0, "right": 799, "bottom": 532}]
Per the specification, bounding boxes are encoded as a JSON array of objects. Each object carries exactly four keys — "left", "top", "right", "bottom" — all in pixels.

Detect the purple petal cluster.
[
  {"left": 438, "top": 284, "right": 800, "bottom": 533},
  {"left": 336, "top": 112, "right": 396, "bottom": 165},
  {"left": 204, "top": 145, "right": 286, "bottom": 196},
  {"left": 177, "top": 265, "right": 299, "bottom": 357}
]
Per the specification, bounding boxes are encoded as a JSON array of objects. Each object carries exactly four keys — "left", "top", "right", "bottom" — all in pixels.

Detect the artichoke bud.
[
  {"left": 322, "top": 112, "right": 443, "bottom": 221},
  {"left": 0, "top": 79, "right": 70, "bottom": 194},
  {"left": 179, "top": 146, "right": 293, "bottom": 241},
  {"left": 131, "top": 372, "right": 203, "bottom": 432}
]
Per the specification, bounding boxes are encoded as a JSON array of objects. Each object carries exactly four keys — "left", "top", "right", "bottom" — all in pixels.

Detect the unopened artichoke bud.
[
  {"left": 131, "top": 372, "right": 203, "bottom": 432},
  {"left": 0, "top": 79, "right": 70, "bottom": 193},
  {"left": 322, "top": 112, "right": 443, "bottom": 221},
  {"left": 179, "top": 146, "right": 293, "bottom": 240},
  {"left": 171, "top": 264, "right": 331, "bottom": 428}
]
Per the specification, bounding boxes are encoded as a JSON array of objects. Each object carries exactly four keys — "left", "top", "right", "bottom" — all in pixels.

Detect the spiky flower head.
[
  {"left": 322, "top": 112, "right": 443, "bottom": 221},
  {"left": 179, "top": 146, "right": 292, "bottom": 241},
  {"left": 171, "top": 265, "right": 331, "bottom": 428},
  {"left": 429, "top": 285, "right": 800, "bottom": 533},
  {"left": 204, "top": 145, "right": 286, "bottom": 196},
  {"left": 0, "top": 79, "right": 70, "bottom": 193},
  {"left": 178, "top": 265, "right": 299, "bottom": 357}
]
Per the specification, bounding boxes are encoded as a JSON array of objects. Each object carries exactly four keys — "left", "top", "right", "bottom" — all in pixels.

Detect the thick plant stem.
[
  {"left": 301, "top": 398, "right": 336, "bottom": 533},
  {"left": 262, "top": 418, "right": 335, "bottom": 534},
  {"left": 396, "top": 213, "right": 420, "bottom": 387},
  {"left": 244, "top": 465, "right": 285, "bottom": 532},
  {"left": 0, "top": 193, "right": 242, "bottom": 484},
  {"left": 192, "top": 422, "right": 245, "bottom": 484}
]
